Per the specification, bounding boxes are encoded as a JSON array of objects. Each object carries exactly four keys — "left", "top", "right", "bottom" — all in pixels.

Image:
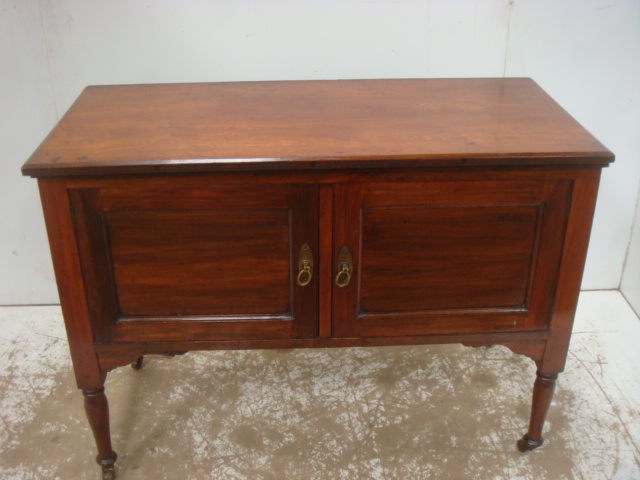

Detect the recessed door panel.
[
  {"left": 70, "top": 183, "right": 318, "bottom": 342},
  {"left": 107, "top": 209, "right": 291, "bottom": 317},
  {"left": 360, "top": 205, "right": 539, "bottom": 313},
  {"left": 333, "top": 180, "right": 571, "bottom": 337}
]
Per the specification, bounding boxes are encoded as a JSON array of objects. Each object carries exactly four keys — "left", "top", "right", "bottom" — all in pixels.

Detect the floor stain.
[{"left": 1, "top": 292, "right": 639, "bottom": 479}]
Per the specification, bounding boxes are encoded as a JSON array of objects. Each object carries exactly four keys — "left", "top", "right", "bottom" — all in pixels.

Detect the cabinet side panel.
[
  {"left": 37, "top": 179, "right": 103, "bottom": 388},
  {"left": 541, "top": 169, "right": 602, "bottom": 373}
]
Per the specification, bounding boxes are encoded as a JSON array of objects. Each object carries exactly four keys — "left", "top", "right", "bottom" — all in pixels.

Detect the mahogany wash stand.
[{"left": 22, "top": 78, "right": 613, "bottom": 479}]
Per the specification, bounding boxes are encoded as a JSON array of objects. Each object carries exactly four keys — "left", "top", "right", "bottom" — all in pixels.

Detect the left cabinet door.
[{"left": 69, "top": 181, "right": 318, "bottom": 342}]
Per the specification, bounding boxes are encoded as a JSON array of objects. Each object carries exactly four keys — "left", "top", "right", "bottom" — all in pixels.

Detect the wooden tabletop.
[{"left": 22, "top": 78, "right": 613, "bottom": 177}]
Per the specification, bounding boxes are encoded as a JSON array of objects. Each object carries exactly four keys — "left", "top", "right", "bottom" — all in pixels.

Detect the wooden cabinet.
[{"left": 22, "top": 79, "right": 613, "bottom": 479}]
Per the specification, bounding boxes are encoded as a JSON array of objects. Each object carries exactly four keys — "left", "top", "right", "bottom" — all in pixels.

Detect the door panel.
[
  {"left": 333, "top": 180, "right": 571, "bottom": 337},
  {"left": 70, "top": 183, "right": 318, "bottom": 342},
  {"left": 360, "top": 205, "right": 539, "bottom": 313},
  {"left": 108, "top": 209, "right": 291, "bottom": 317}
]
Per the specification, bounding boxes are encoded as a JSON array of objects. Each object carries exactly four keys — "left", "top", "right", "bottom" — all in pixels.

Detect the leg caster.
[
  {"left": 517, "top": 433, "right": 544, "bottom": 452},
  {"left": 96, "top": 453, "right": 118, "bottom": 480},
  {"left": 518, "top": 371, "right": 558, "bottom": 453},
  {"left": 83, "top": 388, "right": 118, "bottom": 479},
  {"left": 131, "top": 356, "right": 144, "bottom": 370}
]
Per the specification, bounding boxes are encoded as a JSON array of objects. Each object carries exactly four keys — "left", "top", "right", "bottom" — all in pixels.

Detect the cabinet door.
[
  {"left": 70, "top": 183, "right": 318, "bottom": 342},
  {"left": 332, "top": 179, "right": 571, "bottom": 337}
]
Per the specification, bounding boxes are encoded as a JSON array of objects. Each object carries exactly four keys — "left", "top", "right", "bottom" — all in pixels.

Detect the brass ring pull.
[
  {"left": 335, "top": 245, "right": 353, "bottom": 288},
  {"left": 335, "top": 266, "right": 351, "bottom": 288},
  {"left": 297, "top": 266, "right": 312, "bottom": 287},
  {"left": 296, "top": 244, "right": 313, "bottom": 287}
]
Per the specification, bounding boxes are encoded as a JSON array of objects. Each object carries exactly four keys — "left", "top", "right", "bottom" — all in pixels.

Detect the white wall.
[
  {"left": 621, "top": 188, "right": 640, "bottom": 315},
  {"left": 2, "top": 0, "right": 639, "bottom": 304},
  {"left": 1, "top": 2, "right": 60, "bottom": 304},
  {"left": 505, "top": 0, "right": 640, "bottom": 291}
]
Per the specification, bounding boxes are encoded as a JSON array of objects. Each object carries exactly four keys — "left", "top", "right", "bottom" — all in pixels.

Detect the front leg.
[
  {"left": 517, "top": 371, "right": 558, "bottom": 452},
  {"left": 83, "top": 387, "right": 118, "bottom": 480},
  {"left": 131, "top": 356, "right": 144, "bottom": 370}
]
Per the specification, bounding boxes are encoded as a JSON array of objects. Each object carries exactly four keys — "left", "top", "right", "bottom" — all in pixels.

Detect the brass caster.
[
  {"left": 517, "top": 434, "right": 544, "bottom": 452},
  {"left": 131, "top": 356, "right": 144, "bottom": 370}
]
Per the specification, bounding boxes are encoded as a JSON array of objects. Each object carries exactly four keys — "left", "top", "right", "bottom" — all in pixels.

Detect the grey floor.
[{"left": 0, "top": 291, "right": 639, "bottom": 480}]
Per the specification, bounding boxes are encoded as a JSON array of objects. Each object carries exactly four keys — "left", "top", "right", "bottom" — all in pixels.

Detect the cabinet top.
[{"left": 22, "top": 78, "right": 613, "bottom": 177}]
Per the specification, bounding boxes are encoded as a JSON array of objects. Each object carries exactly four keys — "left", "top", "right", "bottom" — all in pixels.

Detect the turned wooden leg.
[
  {"left": 83, "top": 388, "right": 118, "bottom": 480},
  {"left": 131, "top": 356, "right": 144, "bottom": 370},
  {"left": 518, "top": 371, "right": 558, "bottom": 452}
]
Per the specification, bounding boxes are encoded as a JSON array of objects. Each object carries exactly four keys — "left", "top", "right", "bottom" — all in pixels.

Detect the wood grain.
[
  {"left": 38, "top": 179, "right": 104, "bottom": 388},
  {"left": 108, "top": 209, "right": 291, "bottom": 316},
  {"left": 360, "top": 205, "right": 539, "bottom": 312},
  {"left": 69, "top": 182, "right": 319, "bottom": 342},
  {"left": 333, "top": 178, "right": 571, "bottom": 337},
  {"left": 22, "top": 79, "right": 613, "bottom": 177},
  {"left": 318, "top": 184, "right": 333, "bottom": 338}
]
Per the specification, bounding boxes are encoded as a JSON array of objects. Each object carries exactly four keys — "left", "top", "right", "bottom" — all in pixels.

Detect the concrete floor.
[{"left": 0, "top": 291, "right": 639, "bottom": 480}]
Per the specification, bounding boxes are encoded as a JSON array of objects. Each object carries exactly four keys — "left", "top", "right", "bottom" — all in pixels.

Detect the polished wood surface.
[
  {"left": 361, "top": 205, "right": 539, "bottom": 310},
  {"left": 332, "top": 177, "right": 571, "bottom": 337},
  {"left": 108, "top": 209, "right": 291, "bottom": 316},
  {"left": 517, "top": 372, "right": 558, "bottom": 451},
  {"left": 23, "top": 79, "right": 613, "bottom": 479},
  {"left": 83, "top": 388, "right": 117, "bottom": 480},
  {"left": 69, "top": 183, "right": 318, "bottom": 342},
  {"left": 22, "top": 78, "right": 612, "bottom": 177},
  {"left": 38, "top": 179, "right": 105, "bottom": 388}
]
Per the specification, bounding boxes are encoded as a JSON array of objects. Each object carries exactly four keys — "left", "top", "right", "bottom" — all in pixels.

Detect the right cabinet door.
[{"left": 332, "top": 177, "right": 572, "bottom": 338}]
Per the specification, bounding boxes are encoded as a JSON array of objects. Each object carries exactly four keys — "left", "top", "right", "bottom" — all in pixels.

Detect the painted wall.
[
  {"left": 2, "top": 0, "right": 639, "bottom": 304},
  {"left": 621, "top": 188, "right": 640, "bottom": 316}
]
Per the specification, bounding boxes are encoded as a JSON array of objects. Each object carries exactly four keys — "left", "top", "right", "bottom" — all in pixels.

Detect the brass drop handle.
[
  {"left": 335, "top": 246, "right": 353, "bottom": 288},
  {"left": 296, "top": 244, "right": 313, "bottom": 287}
]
